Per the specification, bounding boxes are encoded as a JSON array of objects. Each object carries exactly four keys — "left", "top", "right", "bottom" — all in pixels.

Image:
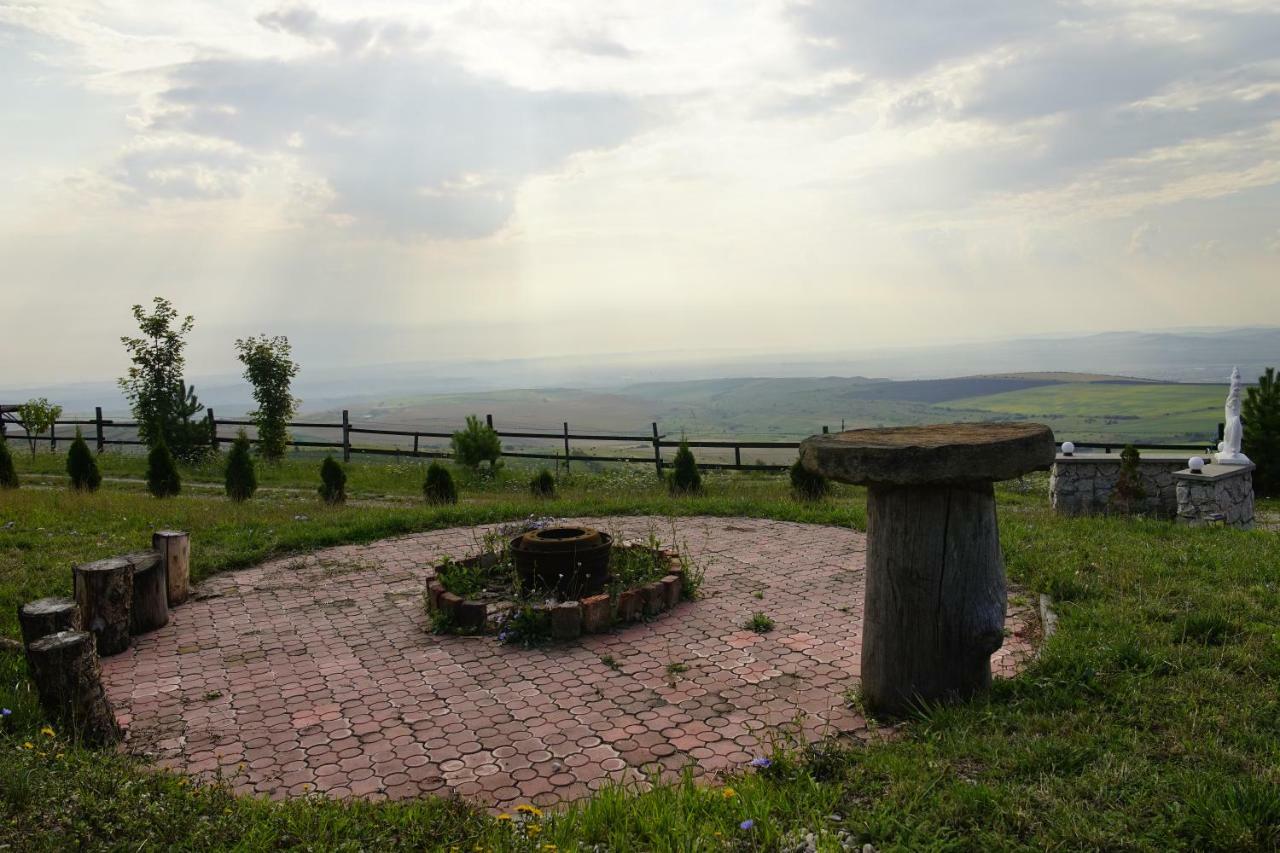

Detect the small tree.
[
  {"left": 789, "top": 458, "right": 830, "bottom": 501},
  {"left": 423, "top": 462, "right": 458, "bottom": 505},
  {"left": 0, "top": 437, "right": 17, "bottom": 489},
  {"left": 319, "top": 456, "right": 346, "bottom": 505},
  {"left": 224, "top": 430, "right": 257, "bottom": 502},
  {"left": 668, "top": 440, "right": 703, "bottom": 495},
  {"left": 451, "top": 415, "right": 502, "bottom": 471},
  {"left": 119, "top": 298, "right": 202, "bottom": 457},
  {"left": 16, "top": 398, "right": 62, "bottom": 459},
  {"left": 67, "top": 428, "right": 101, "bottom": 492},
  {"left": 530, "top": 468, "right": 556, "bottom": 498},
  {"left": 1243, "top": 367, "right": 1280, "bottom": 497},
  {"left": 147, "top": 441, "right": 181, "bottom": 498},
  {"left": 1110, "top": 444, "right": 1146, "bottom": 514},
  {"left": 234, "top": 335, "right": 300, "bottom": 462}
]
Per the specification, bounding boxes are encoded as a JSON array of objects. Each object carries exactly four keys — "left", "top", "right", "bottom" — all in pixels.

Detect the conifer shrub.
[
  {"left": 319, "top": 456, "right": 346, "bottom": 505},
  {"left": 451, "top": 415, "right": 502, "bottom": 471},
  {"left": 1243, "top": 366, "right": 1280, "bottom": 497},
  {"left": 0, "top": 437, "right": 17, "bottom": 489},
  {"left": 66, "top": 428, "right": 101, "bottom": 492},
  {"left": 1110, "top": 444, "right": 1146, "bottom": 514},
  {"left": 530, "top": 468, "right": 556, "bottom": 498},
  {"left": 789, "top": 458, "right": 830, "bottom": 501},
  {"left": 146, "top": 441, "right": 181, "bottom": 498},
  {"left": 423, "top": 461, "right": 458, "bottom": 505},
  {"left": 224, "top": 430, "right": 257, "bottom": 502},
  {"left": 668, "top": 440, "right": 703, "bottom": 495}
]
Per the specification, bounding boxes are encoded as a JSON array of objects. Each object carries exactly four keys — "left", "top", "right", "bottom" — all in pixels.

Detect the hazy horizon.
[{"left": 3, "top": 2, "right": 1280, "bottom": 385}]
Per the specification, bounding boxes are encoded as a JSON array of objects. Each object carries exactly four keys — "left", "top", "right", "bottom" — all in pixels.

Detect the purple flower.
[
  {"left": 750, "top": 757, "right": 772, "bottom": 768},
  {"left": 739, "top": 819, "right": 755, "bottom": 831}
]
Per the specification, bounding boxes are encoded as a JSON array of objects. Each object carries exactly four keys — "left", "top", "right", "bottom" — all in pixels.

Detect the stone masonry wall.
[
  {"left": 1175, "top": 468, "right": 1255, "bottom": 529},
  {"left": 1049, "top": 456, "right": 1189, "bottom": 518}
]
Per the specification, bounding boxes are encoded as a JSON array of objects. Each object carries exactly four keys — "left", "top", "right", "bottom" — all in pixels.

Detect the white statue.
[{"left": 1214, "top": 366, "right": 1251, "bottom": 465}]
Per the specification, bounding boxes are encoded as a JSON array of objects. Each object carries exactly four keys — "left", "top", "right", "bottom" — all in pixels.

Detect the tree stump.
[
  {"left": 801, "top": 422, "right": 1054, "bottom": 715},
  {"left": 26, "top": 630, "right": 121, "bottom": 745},
  {"left": 73, "top": 556, "right": 134, "bottom": 656},
  {"left": 124, "top": 550, "right": 169, "bottom": 634},
  {"left": 18, "top": 597, "right": 81, "bottom": 648},
  {"left": 153, "top": 530, "right": 191, "bottom": 607}
]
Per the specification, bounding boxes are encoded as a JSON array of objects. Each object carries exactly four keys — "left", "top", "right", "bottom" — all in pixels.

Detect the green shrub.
[
  {"left": 668, "top": 440, "right": 702, "bottom": 495},
  {"left": 146, "top": 441, "right": 181, "bottom": 498},
  {"left": 1243, "top": 366, "right": 1280, "bottom": 497},
  {"left": 234, "top": 334, "right": 300, "bottom": 462},
  {"left": 66, "top": 428, "right": 101, "bottom": 492},
  {"left": 451, "top": 415, "right": 501, "bottom": 470},
  {"left": 1110, "top": 444, "right": 1146, "bottom": 513},
  {"left": 423, "top": 462, "right": 458, "bottom": 505},
  {"left": 318, "top": 456, "right": 346, "bottom": 504},
  {"left": 224, "top": 430, "right": 257, "bottom": 502},
  {"left": 530, "top": 468, "right": 556, "bottom": 498},
  {"left": 789, "top": 458, "right": 830, "bottom": 501},
  {"left": 746, "top": 612, "right": 775, "bottom": 633},
  {"left": 0, "top": 437, "right": 17, "bottom": 489}
]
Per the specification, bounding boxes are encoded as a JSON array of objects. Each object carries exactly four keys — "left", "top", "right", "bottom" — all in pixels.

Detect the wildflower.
[
  {"left": 721, "top": 787, "right": 737, "bottom": 799},
  {"left": 40, "top": 726, "right": 54, "bottom": 737},
  {"left": 496, "top": 813, "right": 512, "bottom": 822},
  {"left": 542, "top": 846, "right": 558, "bottom": 852},
  {"left": 516, "top": 804, "right": 543, "bottom": 818},
  {"left": 739, "top": 819, "right": 755, "bottom": 831},
  {"left": 750, "top": 757, "right": 771, "bottom": 769},
  {"left": 525, "top": 824, "right": 542, "bottom": 837},
  {"left": 1, "top": 708, "right": 11, "bottom": 717},
  {"left": 22, "top": 742, "right": 33, "bottom": 750}
]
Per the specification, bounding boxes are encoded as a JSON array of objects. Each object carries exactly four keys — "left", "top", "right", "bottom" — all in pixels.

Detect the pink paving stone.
[{"left": 99, "top": 516, "right": 1040, "bottom": 811}]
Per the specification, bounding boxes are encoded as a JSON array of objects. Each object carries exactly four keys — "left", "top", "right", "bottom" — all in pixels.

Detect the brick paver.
[{"left": 100, "top": 517, "right": 1038, "bottom": 809}]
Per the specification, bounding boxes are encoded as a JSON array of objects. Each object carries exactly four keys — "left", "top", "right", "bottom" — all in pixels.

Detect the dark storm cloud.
[{"left": 143, "top": 5, "right": 645, "bottom": 237}]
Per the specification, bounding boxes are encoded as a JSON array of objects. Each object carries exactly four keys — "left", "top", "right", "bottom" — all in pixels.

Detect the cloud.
[
  {"left": 113, "top": 139, "right": 255, "bottom": 200},
  {"left": 1128, "top": 221, "right": 1158, "bottom": 256},
  {"left": 136, "top": 5, "right": 646, "bottom": 237}
]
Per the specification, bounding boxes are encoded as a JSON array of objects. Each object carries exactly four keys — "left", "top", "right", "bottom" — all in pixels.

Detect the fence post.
[
  {"left": 563, "top": 422, "right": 570, "bottom": 472},
  {"left": 342, "top": 410, "right": 351, "bottom": 462},
  {"left": 486, "top": 413, "right": 494, "bottom": 430},
  {"left": 206, "top": 409, "right": 217, "bottom": 450},
  {"left": 651, "top": 422, "right": 663, "bottom": 477},
  {"left": 50, "top": 421, "right": 57, "bottom": 451},
  {"left": 734, "top": 446, "right": 742, "bottom": 469},
  {"left": 822, "top": 425, "right": 829, "bottom": 434},
  {"left": 95, "top": 407, "right": 105, "bottom": 453},
  {"left": 413, "top": 433, "right": 419, "bottom": 456}
]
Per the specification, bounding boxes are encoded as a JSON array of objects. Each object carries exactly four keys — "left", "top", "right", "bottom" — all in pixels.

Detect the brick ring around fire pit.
[{"left": 424, "top": 524, "right": 686, "bottom": 641}]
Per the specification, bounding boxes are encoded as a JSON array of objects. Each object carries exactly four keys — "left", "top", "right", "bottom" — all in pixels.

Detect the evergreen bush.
[
  {"left": 0, "top": 437, "right": 17, "bottom": 489},
  {"left": 1243, "top": 366, "right": 1280, "bottom": 497},
  {"left": 224, "top": 430, "right": 257, "bottom": 502},
  {"left": 530, "top": 468, "right": 556, "bottom": 498},
  {"left": 423, "top": 462, "right": 458, "bottom": 505},
  {"left": 1110, "top": 444, "right": 1146, "bottom": 513},
  {"left": 146, "top": 441, "right": 181, "bottom": 498},
  {"left": 319, "top": 456, "right": 346, "bottom": 505},
  {"left": 789, "top": 458, "right": 830, "bottom": 501},
  {"left": 66, "top": 428, "right": 101, "bottom": 492},
  {"left": 451, "top": 415, "right": 502, "bottom": 470},
  {"left": 668, "top": 440, "right": 703, "bottom": 495}
]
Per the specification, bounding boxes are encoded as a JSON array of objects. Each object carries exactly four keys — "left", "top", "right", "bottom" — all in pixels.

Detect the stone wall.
[
  {"left": 1049, "top": 454, "right": 1191, "bottom": 518},
  {"left": 1175, "top": 464, "right": 1255, "bottom": 529}
]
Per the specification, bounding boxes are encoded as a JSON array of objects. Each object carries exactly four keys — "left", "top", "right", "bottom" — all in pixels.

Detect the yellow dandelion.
[
  {"left": 22, "top": 742, "right": 33, "bottom": 750},
  {"left": 542, "top": 845, "right": 558, "bottom": 852},
  {"left": 515, "top": 804, "right": 543, "bottom": 817},
  {"left": 525, "top": 824, "right": 542, "bottom": 837},
  {"left": 496, "top": 813, "right": 512, "bottom": 821},
  {"left": 40, "top": 726, "right": 55, "bottom": 738},
  {"left": 722, "top": 787, "right": 737, "bottom": 799}
]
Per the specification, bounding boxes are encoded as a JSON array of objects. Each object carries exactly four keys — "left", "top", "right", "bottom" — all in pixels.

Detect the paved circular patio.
[{"left": 99, "top": 516, "right": 1038, "bottom": 810}]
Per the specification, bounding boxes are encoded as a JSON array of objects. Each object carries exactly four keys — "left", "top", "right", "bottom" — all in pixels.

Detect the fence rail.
[{"left": 0, "top": 407, "right": 1220, "bottom": 476}]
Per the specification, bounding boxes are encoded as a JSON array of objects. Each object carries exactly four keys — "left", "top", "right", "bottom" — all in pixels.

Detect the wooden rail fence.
[{"left": 0, "top": 408, "right": 1219, "bottom": 477}]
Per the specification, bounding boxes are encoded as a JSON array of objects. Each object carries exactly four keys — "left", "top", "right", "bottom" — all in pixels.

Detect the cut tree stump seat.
[{"left": 800, "top": 422, "right": 1054, "bottom": 714}]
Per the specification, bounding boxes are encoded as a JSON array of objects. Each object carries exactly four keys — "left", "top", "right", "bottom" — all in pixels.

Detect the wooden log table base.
[
  {"left": 73, "top": 556, "right": 134, "bottom": 657},
  {"left": 801, "top": 422, "right": 1054, "bottom": 714},
  {"left": 124, "top": 550, "right": 169, "bottom": 635}
]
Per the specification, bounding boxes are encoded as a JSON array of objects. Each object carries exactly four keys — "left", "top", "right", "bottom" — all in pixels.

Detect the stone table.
[{"left": 800, "top": 422, "right": 1054, "bottom": 714}]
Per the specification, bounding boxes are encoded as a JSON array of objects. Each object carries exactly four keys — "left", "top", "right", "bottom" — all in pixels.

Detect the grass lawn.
[{"left": 1, "top": 450, "right": 1278, "bottom": 851}]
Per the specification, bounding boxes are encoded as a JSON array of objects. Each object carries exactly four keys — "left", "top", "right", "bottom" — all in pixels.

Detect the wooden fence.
[{"left": 0, "top": 407, "right": 1220, "bottom": 476}]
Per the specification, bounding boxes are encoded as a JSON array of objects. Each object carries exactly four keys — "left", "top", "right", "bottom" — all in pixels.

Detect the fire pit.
[{"left": 511, "top": 525, "right": 613, "bottom": 599}]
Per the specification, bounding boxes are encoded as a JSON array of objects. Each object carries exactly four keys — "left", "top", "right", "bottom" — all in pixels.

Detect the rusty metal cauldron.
[{"left": 510, "top": 525, "right": 613, "bottom": 599}]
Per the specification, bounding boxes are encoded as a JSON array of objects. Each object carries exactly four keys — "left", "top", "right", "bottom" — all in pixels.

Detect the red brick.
[
  {"left": 661, "top": 575, "right": 681, "bottom": 608},
  {"left": 580, "top": 594, "right": 611, "bottom": 634},
  {"left": 643, "top": 581, "right": 666, "bottom": 616},
  {"left": 551, "top": 602, "right": 582, "bottom": 640}
]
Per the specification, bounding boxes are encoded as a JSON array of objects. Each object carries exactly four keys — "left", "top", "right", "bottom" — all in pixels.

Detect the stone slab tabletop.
[
  {"left": 1173, "top": 462, "right": 1255, "bottom": 482},
  {"left": 801, "top": 422, "right": 1055, "bottom": 486},
  {"left": 1054, "top": 452, "right": 1202, "bottom": 464}
]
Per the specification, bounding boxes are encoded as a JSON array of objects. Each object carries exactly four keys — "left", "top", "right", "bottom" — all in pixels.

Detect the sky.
[{"left": 2, "top": 0, "right": 1279, "bottom": 385}]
